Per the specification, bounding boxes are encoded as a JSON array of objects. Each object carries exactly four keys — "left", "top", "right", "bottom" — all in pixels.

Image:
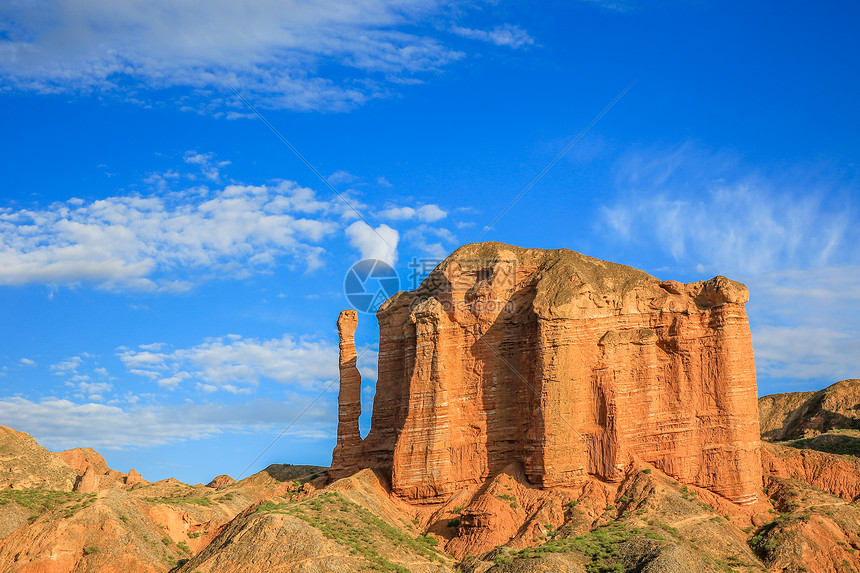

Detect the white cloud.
[
  {"left": 345, "top": 221, "right": 399, "bottom": 265},
  {"left": 0, "top": 395, "right": 335, "bottom": 450},
  {"left": 402, "top": 224, "right": 456, "bottom": 259},
  {"left": 0, "top": 179, "right": 343, "bottom": 290},
  {"left": 451, "top": 24, "right": 534, "bottom": 49},
  {"left": 327, "top": 170, "right": 358, "bottom": 186},
  {"left": 600, "top": 145, "right": 860, "bottom": 393},
  {"left": 183, "top": 151, "right": 230, "bottom": 181},
  {"left": 0, "top": 0, "right": 473, "bottom": 112},
  {"left": 600, "top": 149, "right": 857, "bottom": 276},
  {"left": 76, "top": 381, "right": 113, "bottom": 401},
  {"left": 50, "top": 356, "right": 84, "bottom": 375},
  {"left": 19, "top": 358, "right": 36, "bottom": 367},
  {"left": 378, "top": 204, "right": 447, "bottom": 223},
  {"left": 119, "top": 334, "right": 339, "bottom": 392},
  {"left": 753, "top": 324, "right": 860, "bottom": 384},
  {"left": 748, "top": 266, "right": 860, "bottom": 389},
  {"left": 580, "top": 0, "right": 631, "bottom": 12}
]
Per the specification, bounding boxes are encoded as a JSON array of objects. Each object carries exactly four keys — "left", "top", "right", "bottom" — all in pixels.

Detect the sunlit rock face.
[{"left": 332, "top": 242, "right": 761, "bottom": 505}]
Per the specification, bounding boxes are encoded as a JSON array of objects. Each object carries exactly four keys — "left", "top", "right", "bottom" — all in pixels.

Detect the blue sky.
[{"left": 0, "top": 0, "right": 858, "bottom": 484}]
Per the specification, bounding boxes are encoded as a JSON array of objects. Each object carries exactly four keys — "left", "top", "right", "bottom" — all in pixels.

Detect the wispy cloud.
[
  {"left": 0, "top": 177, "right": 346, "bottom": 291},
  {"left": 0, "top": 151, "right": 466, "bottom": 292},
  {"left": 0, "top": 0, "right": 499, "bottom": 112},
  {"left": 118, "top": 334, "right": 339, "bottom": 392},
  {"left": 600, "top": 146, "right": 857, "bottom": 276},
  {"left": 599, "top": 144, "right": 860, "bottom": 393},
  {"left": 0, "top": 395, "right": 334, "bottom": 450},
  {"left": 378, "top": 203, "right": 447, "bottom": 222},
  {"left": 450, "top": 24, "right": 535, "bottom": 49},
  {"left": 402, "top": 224, "right": 457, "bottom": 259},
  {"left": 748, "top": 266, "right": 860, "bottom": 388}
]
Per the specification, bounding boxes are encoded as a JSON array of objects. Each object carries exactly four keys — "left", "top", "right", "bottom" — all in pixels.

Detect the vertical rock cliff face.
[
  {"left": 332, "top": 243, "right": 761, "bottom": 505},
  {"left": 330, "top": 309, "right": 363, "bottom": 479}
]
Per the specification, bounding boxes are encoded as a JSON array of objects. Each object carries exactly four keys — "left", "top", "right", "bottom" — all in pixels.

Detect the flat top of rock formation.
[
  {"left": 437, "top": 241, "right": 658, "bottom": 293},
  {"left": 385, "top": 241, "right": 749, "bottom": 318}
]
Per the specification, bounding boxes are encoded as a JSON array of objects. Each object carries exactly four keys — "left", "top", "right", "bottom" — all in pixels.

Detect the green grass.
[
  {"left": 257, "top": 492, "right": 441, "bottom": 572},
  {"left": 0, "top": 489, "right": 96, "bottom": 518},
  {"left": 748, "top": 513, "right": 812, "bottom": 559},
  {"left": 495, "top": 522, "right": 645, "bottom": 573},
  {"left": 143, "top": 495, "right": 213, "bottom": 506},
  {"left": 788, "top": 432, "right": 860, "bottom": 457}
]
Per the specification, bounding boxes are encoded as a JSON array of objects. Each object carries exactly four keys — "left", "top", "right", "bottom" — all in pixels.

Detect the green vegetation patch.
[
  {"left": 787, "top": 432, "right": 860, "bottom": 457},
  {"left": 143, "top": 495, "right": 213, "bottom": 506},
  {"left": 497, "top": 522, "right": 643, "bottom": 573},
  {"left": 257, "top": 492, "right": 442, "bottom": 572},
  {"left": 748, "top": 513, "right": 812, "bottom": 559},
  {"left": 0, "top": 489, "right": 96, "bottom": 518}
]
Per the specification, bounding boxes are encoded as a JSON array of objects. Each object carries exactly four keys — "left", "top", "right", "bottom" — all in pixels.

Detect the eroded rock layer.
[{"left": 332, "top": 243, "right": 761, "bottom": 504}]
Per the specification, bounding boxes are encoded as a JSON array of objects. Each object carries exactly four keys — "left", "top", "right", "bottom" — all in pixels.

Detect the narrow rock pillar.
[{"left": 330, "top": 309, "right": 363, "bottom": 479}]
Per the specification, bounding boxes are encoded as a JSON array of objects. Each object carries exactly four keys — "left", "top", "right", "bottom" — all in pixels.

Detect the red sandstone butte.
[{"left": 331, "top": 243, "right": 761, "bottom": 505}]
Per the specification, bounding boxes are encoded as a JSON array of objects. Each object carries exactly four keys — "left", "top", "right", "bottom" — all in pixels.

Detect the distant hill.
[
  {"left": 0, "top": 425, "right": 78, "bottom": 491},
  {"left": 759, "top": 378, "right": 860, "bottom": 440}
]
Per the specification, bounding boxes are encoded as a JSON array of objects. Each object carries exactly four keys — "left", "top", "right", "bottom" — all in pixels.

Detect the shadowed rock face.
[{"left": 332, "top": 242, "right": 761, "bottom": 505}]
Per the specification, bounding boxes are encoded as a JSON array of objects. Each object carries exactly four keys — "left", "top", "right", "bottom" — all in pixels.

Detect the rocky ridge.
[{"left": 2, "top": 390, "right": 860, "bottom": 572}]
